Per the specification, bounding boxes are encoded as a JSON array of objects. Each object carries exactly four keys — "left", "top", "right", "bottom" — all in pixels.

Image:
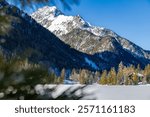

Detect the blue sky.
[
  {"left": 63, "top": 0, "right": 150, "bottom": 50},
  {"left": 7, "top": 0, "right": 150, "bottom": 50}
]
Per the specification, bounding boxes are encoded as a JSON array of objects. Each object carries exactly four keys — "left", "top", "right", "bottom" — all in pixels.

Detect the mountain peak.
[
  {"left": 36, "top": 6, "right": 63, "bottom": 17},
  {"left": 0, "top": 2, "right": 101, "bottom": 71},
  {"left": 31, "top": 6, "right": 94, "bottom": 36},
  {"left": 32, "top": 6, "right": 150, "bottom": 64}
]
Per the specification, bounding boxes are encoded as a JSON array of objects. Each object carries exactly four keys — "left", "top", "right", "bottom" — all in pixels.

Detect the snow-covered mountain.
[
  {"left": 1, "top": 0, "right": 150, "bottom": 73},
  {"left": 31, "top": 6, "right": 105, "bottom": 37},
  {"left": 31, "top": 6, "right": 150, "bottom": 68},
  {"left": 1, "top": 1, "right": 110, "bottom": 72}
]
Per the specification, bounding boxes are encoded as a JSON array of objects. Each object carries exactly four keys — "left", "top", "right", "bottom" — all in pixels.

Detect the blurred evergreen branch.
[
  {"left": 0, "top": 54, "right": 90, "bottom": 100},
  {"left": 9, "top": 0, "right": 80, "bottom": 10}
]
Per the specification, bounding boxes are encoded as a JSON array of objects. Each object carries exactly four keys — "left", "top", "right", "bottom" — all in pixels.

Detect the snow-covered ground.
[{"left": 35, "top": 84, "right": 150, "bottom": 100}]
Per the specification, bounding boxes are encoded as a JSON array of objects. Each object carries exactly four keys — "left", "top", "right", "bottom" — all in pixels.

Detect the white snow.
[
  {"left": 36, "top": 6, "right": 62, "bottom": 17},
  {"left": 48, "top": 15, "right": 74, "bottom": 35},
  {"left": 86, "top": 84, "right": 150, "bottom": 100},
  {"left": 31, "top": 6, "right": 106, "bottom": 37},
  {"left": 64, "top": 80, "right": 79, "bottom": 84},
  {"left": 81, "top": 26, "right": 106, "bottom": 36},
  {"left": 85, "top": 57, "right": 99, "bottom": 70},
  {"left": 35, "top": 85, "right": 45, "bottom": 96},
  {"left": 35, "top": 84, "right": 150, "bottom": 100}
]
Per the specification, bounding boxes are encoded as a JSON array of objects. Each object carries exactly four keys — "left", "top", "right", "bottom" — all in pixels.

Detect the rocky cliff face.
[{"left": 31, "top": 6, "right": 150, "bottom": 68}]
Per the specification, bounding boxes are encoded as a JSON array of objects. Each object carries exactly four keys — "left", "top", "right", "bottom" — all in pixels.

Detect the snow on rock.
[
  {"left": 48, "top": 15, "right": 74, "bottom": 35},
  {"left": 31, "top": 5, "right": 150, "bottom": 60},
  {"left": 85, "top": 57, "right": 99, "bottom": 70},
  {"left": 31, "top": 6, "right": 106, "bottom": 37}
]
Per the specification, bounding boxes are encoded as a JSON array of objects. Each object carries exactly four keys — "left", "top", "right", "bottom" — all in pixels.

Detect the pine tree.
[
  {"left": 117, "top": 69, "right": 123, "bottom": 85},
  {"left": 107, "top": 68, "right": 117, "bottom": 85},
  {"left": 70, "top": 68, "right": 79, "bottom": 81},
  {"left": 99, "top": 70, "right": 107, "bottom": 85},
  {"left": 132, "top": 73, "right": 138, "bottom": 85},
  {"left": 111, "top": 67, "right": 117, "bottom": 85},
  {"left": 79, "top": 69, "right": 86, "bottom": 84},
  {"left": 136, "top": 64, "right": 141, "bottom": 73},
  {"left": 107, "top": 71, "right": 111, "bottom": 85},
  {"left": 117, "top": 62, "right": 124, "bottom": 85},
  {"left": 118, "top": 61, "right": 124, "bottom": 70},
  {"left": 144, "top": 64, "right": 150, "bottom": 83},
  {"left": 94, "top": 71, "right": 100, "bottom": 82},
  {"left": 124, "top": 76, "right": 129, "bottom": 85},
  {"left": 59, "top": 68, "right": 65, "bottom": 84},
  {"left": 88, "top": 72, "right": 94, "bottom": 84},
  {"left": 78, "top": 69, "right": 83, "bottom": 84}
]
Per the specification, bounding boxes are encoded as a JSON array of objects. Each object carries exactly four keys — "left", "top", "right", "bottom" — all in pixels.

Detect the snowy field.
[{"left": 35, "top": 84, "right": 150, "bottom": 100}]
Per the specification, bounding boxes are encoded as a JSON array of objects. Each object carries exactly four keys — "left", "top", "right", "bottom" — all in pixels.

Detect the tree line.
[
  {"left": 70, "top": 62, "right": 150, "bottom": 85},
  {"left": 0, "top": 53, "right": 150, "bottom": 99}
]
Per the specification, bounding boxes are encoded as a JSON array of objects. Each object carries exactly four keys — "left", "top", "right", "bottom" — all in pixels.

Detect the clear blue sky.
[
  {"left": 63, "top": 0, "right": 150, "bottom": 50},
  {"left": 7, "top": 0, "right": 150, "bottom": 50}
]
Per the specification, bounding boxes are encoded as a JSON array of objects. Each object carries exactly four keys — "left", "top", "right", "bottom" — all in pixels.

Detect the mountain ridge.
[
  {"left": 1, "top": 1, "right": 109, "bottom": 72},
  {"left": 31, "top": 6, "right": 150, "bottom": 68},
  {"left": 0, "top": 1, "right": 150, "bottom": 74},
  {"left": 31, "top": 6, "right": 150, "bottom": 59}
]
